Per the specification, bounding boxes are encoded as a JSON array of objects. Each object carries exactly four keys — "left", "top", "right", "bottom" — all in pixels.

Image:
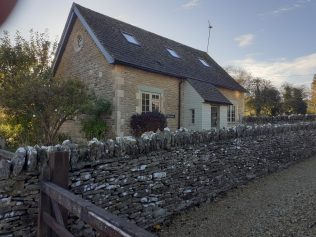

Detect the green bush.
[
  {"left": 80, "top": 99, "right": 111, "bottom": 140},
  {"left": 0, "top": 119, "right": 23, "bottom": 149},
  {"left": 82, "top": 118, "right": 108, "bottom": 140}
]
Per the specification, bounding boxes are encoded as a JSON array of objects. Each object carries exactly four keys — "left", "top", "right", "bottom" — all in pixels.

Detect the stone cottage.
[{"left": 53, "top": 3, "right": 246, "bottom": 139}]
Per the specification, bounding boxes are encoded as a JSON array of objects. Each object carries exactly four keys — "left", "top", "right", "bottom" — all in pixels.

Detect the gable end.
[{"left": 53, "top": 3, "right": 114, "bottom": 74}]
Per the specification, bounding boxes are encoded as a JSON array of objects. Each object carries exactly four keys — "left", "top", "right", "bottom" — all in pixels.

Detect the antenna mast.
[{"left": 206, "top": 20, "right": 213, "bottom": 54}]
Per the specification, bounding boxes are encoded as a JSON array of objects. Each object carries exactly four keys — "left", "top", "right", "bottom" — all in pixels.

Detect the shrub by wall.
[
  {"left": 1, "top": 122, "right": 316, "bottom": 236},
  {"left": 130, "top": 112, "right": 167, "bottom": 136}
]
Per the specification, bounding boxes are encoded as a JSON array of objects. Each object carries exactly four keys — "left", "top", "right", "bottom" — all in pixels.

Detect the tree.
[
  {"left": 247, "top": 78, "right": 282, "bottom": 116},
  {"left": 225, "top": 66, "right": 282, "bottom": 116},
  {"left": 282, "top": 84, "right": 307, "bottom": 114},
  {"left": 0, "top": 30, "right": 91, "bottom": 145},
  {"left": 308, "top": 74, "right": 316, "bottom": 113},
  {"left": 260, "top": 86, "right": 282, "bottom": 116},
  {"left": 225, "top": 65, "right": 253, "bottom": 87}
]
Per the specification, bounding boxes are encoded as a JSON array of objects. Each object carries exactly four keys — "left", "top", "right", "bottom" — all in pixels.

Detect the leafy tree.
[
  {"left": 260, "top": 86, "right": 282, "bottom": 116},
  {"left": 308, "top": 74, "right": 316, "bottom": 113},
  {"left": 282, "top": 84, "right": 307, "bottom": 114},
  {"left": 226, "top": 66, "right": 282, "bottom": 116},
  {"left": 247, "top": 78, "right": 282, "bottom": 116},
  {"left": 225, "top": 65, "right": 253, "bottom": 87},
  {"left": 0, "top": 110, "right": 23, "bottom": 149},
  {"left": 0, "top": 30, "right": 92, "bottom": 145}
]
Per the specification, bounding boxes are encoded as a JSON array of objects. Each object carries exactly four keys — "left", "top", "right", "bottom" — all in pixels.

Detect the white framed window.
[
  {"left": 199, "top": 58, "right": 210, "bottom": 67},
  {"left": 191, "top": 109, "right": 195, "bottom": 124},
  {"left": 141, "top": 92, "right": 161, "bottom": 113},
  {"left": 122, "top": 32, "right": 140, "bottom": 45},
  {"left": 227, "top": 105, "right": 236, "bottom": 122},
  {"left": 166, "top": 48, "right": 180, "bottom": 58}
]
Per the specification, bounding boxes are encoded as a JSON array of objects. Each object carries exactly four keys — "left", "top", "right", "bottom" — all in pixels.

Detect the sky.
[{"left": 1, "top": 0, "right": 316, "bottom": 88}]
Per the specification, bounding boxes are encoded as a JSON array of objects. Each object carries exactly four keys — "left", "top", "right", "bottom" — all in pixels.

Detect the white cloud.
[
  {"left": 260, "top": 0, "right": 312, "bottom": 16},
  {"left": 234, "top": 34, "right": 254, "bottom": 47},
  {"left": 271, "top": 6, "right": 298, "bottom": 15},
  {"left": 181, "top": 0, "right": 199, "bottom": 9},
  {"left": 232, "top": 53, "right": 316, "bottom": 87}
]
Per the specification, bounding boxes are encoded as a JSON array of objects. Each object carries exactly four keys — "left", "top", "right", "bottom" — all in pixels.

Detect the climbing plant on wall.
[{"left": 80, "top": 98, "right": 111, "bottom": 140}]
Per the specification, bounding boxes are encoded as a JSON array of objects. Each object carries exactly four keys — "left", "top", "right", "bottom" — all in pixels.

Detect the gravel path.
[{"left": 159, "top": 156, "right": 316, "bottom": 237}]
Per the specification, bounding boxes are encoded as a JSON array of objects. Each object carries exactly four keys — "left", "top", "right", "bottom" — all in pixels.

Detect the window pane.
[
  {"left": 199, "top": 58, "right": 210, "bottom": 67},
  {"left": 227, "top": 106, "right": 231, "bottom": 122},
  {"left": 122, "top": 33, "right": 140, "bottom": 45},
  {"left": 142, "top": 93, "right": 150, "bottom": 113},
  {"left": 211, "top": 106, "right": 218, "bottom": 127},
  {"left": 152, "top": 103, "right": 159, "bottom": 112},
  {"left": 151, "top": 94, "right": 160, "bottom": 112},
  {"left": 141, "top": 92, "right": 161, "bottom": 113},
  {"left": 167, "top": 48, "right": 180, "bottom": 58},
  {"left": 232, "top": 105, "right": 236, "bottom": 122},
  {"left": 227, "top": 105, "right": 237, "bottom": 122}
]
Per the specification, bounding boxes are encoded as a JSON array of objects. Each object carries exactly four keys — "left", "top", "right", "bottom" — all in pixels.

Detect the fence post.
[{"left": 37, "top": 150, "right": 69, "bottom": 237}]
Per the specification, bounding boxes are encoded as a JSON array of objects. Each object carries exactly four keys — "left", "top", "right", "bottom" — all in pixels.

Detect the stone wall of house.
[
  {"left": 116, "top": 65, "right": 180, "bottom": 136},
  {"left": 54, "top": 17, "right": 182, "bottom": 139},
  {"left": 1, "top": 123, "right": 316, "bottom": 236},
  {"left": 54, "top": 18, "right": 116, "bottom": 139},
  {"left": 218, "top": 87, "right": 245, "bottom": 123}
]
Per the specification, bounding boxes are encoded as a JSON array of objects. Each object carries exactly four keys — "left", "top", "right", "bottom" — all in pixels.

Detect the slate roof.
[
  {"left": 187, "top": 79, "right": 232, "bottom": 105},
  {"left": 54, "top": 3, "right": 246, "bottom": 105}
]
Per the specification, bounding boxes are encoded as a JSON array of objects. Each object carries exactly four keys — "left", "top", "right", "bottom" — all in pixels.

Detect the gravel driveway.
[{"left": 159, "top": 156, "right": 316, "bottom": 237}]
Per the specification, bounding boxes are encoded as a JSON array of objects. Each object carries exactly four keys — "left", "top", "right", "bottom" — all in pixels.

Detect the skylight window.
[
  {"left": 122, "top": 33, "right": 140, "bottom": 45},
  {"left": 167, "top": 48, "right": 180, "bottom": 58},
  {"left": 199, "top": 58, "right": 210, "bottom": 67}
]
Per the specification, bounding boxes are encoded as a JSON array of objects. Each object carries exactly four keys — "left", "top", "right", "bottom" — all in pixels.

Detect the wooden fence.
[{"left": 37, "top": 151, "right": 156, "bottom": 237}]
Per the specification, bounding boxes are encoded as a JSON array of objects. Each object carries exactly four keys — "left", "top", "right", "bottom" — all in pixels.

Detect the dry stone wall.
[
  {"left": 1, "top": 123, "right": 316, "bottom": 236},
  {"left": 243, "top": 114, "right": 316, "bottom": 124}
]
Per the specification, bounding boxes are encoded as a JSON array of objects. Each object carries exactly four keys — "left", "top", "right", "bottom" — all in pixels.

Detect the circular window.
[{"left": 74, "top": 34, "right": 83, "bottom": 52}]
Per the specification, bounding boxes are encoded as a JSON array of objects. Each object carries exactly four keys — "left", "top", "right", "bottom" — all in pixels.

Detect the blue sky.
[{"left": 1, "top": 0, "right": 316, "bottom": 87}]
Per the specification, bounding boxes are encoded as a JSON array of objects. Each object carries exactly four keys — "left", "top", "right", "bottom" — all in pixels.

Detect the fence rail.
[{"left": 37, "top": 151, "right": 156, "bottom": 237}]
